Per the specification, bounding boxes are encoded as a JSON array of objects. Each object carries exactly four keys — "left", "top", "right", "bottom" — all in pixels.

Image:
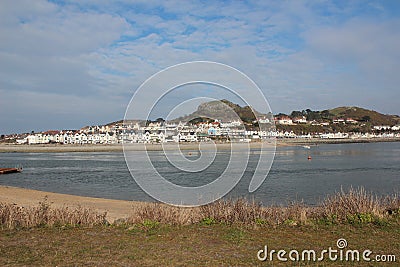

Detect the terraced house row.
[{"left": 14, "top": 119, "right": 400, "bottom": 145}]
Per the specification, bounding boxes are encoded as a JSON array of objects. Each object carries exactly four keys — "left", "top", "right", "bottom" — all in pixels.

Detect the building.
[
  {"left": 275, "top": 116, "right": 293, "bottom": 125},
  {"left": 345, "top": 118, "right": 358, "bottom": 124},
  {"left": 333, "top": 118, "right": 345, "bottom": 124},
  {"left": 293, "top": 116, "right": 307, "bottom": 124}
]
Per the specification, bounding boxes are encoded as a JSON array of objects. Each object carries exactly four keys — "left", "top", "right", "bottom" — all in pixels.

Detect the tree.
[
  {"left": 290, "top": 111, "right": 303, "bottom": 118},
  {"left": 0, "top": 134, "right": 4, "bottom": 140},
  {"left": 155, "top": 117, "right": 165, "bottom": 126},
  {"left": 305, "top": 109, "right": 321, "bottom": 121},
  {"left": 362, "top": 115, "right": 371, "bottom": 122},
  {"left": 321, "top": 110, "right": 333, "bottom": 119},
  {"left": 275, "top": 112, "right": 288, "bottom": 117}
]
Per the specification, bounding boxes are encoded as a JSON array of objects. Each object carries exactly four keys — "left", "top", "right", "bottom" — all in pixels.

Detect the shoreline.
[
  {"left": 0, "top": 137, "right": 399, "bottom": 152},
  {"left": 0, "top": 185, "right": 142, "bottom": 223},
  {"left": 1, "top": 185, "right": 398, "bottom": 224}
]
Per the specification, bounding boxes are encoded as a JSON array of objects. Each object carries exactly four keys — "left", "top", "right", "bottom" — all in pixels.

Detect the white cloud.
[
  {"left": 302, "top": 18, "right": 400, "bottom": 106},
  {"left": 1, "top": 0, "right": 399, "bottom": 133},
  {"left": 0, "top": 89, "right": 124, "bottom": 133}
]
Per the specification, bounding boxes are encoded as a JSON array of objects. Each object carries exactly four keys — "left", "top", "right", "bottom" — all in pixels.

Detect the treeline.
[
  {"left": 276, "top": 123, "right": 373, "bottom": 134},
  {"left": 277, "top": 109, "right": 371, "bottom": 123}
]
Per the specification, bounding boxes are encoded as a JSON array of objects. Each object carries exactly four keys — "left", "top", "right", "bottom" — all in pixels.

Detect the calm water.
[{"left": 0, "top": 142, "right": 399, "bottom": 205}]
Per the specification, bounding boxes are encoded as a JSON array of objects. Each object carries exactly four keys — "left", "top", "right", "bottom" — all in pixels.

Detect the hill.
[
  {"left": 328, "top": 106, "right": 399, "bottom": 126},
  {"left": 170, "top": 99, "right": 271, "bottom": 125},
  {"left": 287, "top": 106, "right": 399, "bottom": 126},
  {"left": 83, "top": 102, "right": 399, "bottom": 130}
]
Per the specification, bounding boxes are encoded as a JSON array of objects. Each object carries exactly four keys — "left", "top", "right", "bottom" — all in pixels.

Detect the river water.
[{"left": 0, "top": 142, "right": 399, "bottom": 205}]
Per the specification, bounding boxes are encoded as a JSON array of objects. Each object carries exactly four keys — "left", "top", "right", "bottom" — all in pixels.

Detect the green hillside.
[
  {"left": 329, "top": 106, "right": 399, "bottom": 126},
  {"left": 104, "top": 102, "right": 399, "bottom": 129},
  {"left": 170, "top": 99, "right": 270, "bottom": 125}
]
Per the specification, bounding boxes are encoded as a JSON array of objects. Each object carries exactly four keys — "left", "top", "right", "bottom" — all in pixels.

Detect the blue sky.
[{"left": 1, "top": 0, "right": 400, "bottom": 134}]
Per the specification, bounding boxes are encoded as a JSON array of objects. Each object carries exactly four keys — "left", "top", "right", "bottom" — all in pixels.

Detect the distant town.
[{"left": 2, "top": 101, "right": 400, "bottom": 145}]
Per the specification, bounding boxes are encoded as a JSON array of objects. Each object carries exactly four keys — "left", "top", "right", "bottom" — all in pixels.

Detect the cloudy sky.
[{"left": 1, "top": 0, "right": 399, "bottom": 134}]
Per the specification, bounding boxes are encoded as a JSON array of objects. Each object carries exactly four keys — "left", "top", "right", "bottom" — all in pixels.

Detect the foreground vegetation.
[
  {"left": 1, "top": 222, "right": 399, "bottom": 266},
  {"left": 1, "top": 188, "right": 399, "bottom": 266},
  {"left": 1, "top": 187, "right": 398, "bottom": 228}
]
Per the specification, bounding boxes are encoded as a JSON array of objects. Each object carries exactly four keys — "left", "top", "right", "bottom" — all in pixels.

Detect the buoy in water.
[{"left": 307, "top": 155, "right": 312, "bottom": 160}]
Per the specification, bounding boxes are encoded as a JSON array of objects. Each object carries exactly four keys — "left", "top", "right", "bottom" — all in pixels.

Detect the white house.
[
  {"left": 220, "top": 120, "right": 242, "bottom": 128},
  {"left": 320, "top": 132, "right": 349, "bottom": 139},
  {"left": 345, "top": 118, "right": 358, "bottom": 124},
  {"left": 257, "top": 118, "right": 271, "bottom": 124},
  {"left": 373, "top": 125, "right": 391, "bottom": 131},
  {"left": 333, "top": 118, "right": 345, "bottom": 124},
  {"left": 293, "top": 116, "right": 307, "bottom": 124},
  {"left": 16, "top": 138, "right": 27, "bottom": 144},
  {"left": 276, "top": 116, "right": 293, "bottom": 125},
  {"left": 27, "top": 134, "right": 49, "bottom": 144},
  {"left": 27, "top": 135, "right": 37, "bottom": 144}
]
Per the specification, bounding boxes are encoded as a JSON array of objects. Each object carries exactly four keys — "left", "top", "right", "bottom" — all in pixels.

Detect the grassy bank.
[
  {"left": 0, "top": 188, "right": 399, "bottom": 265},
  {"left": 1, "top": 223, "right": 399, "bottom": 266}
]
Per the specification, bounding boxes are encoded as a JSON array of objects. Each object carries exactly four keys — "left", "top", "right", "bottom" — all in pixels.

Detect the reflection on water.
[{"left": 0, "top": 142, "right": 399, "bottom": 205}]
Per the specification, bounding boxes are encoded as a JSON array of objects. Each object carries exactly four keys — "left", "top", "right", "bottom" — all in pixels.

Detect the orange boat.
[{"left": 0, "top": 167, "right": 23, "bottom": 174}]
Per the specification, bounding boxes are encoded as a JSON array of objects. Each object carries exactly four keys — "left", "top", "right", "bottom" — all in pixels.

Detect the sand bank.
[
  {"left": 0, "top": 185, "right": 142, "bottom": 223},
  {"left": 0, "top": 142, "right": 269, "bottom": 153},
  {"left": 0, "top": 144, "right": 123, "bottom": 153},
  {"left": 0, "top": 138, "right": 399, "bottom": 153}
]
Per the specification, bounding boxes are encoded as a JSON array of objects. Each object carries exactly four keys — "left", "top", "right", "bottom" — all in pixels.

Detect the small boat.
[
  {"left": 0, "top": 167, "right": 23, "bottom": 175},
  {"left": 302, "top": 145, "right": 311, "bottom": 149}
]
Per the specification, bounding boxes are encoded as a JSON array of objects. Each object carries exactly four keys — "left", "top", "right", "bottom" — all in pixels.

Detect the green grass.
[{"left": 0, "top": 223, "right": 399, "bottom": 266}]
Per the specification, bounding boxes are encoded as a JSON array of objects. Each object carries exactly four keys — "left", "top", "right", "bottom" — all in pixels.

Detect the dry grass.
[
  {"left": 199, "top": 198, "right": 264, "bottom": 225},
  {"left": 128, "top": 202, "right": 199, "bottom": 225},
  {"left": 1, "top": 187, "right": 399, "bottom": 229},
  {"left": 0, "top": 198, "right": 106, "bottom": 229},
  {"left": 125, "top": 187, "right": 399, "bottom": 227},
  {"left": 321, "top": 187, "right": 393, "bottom": 223},
  {"left": 130, "top": 187, "right": 399, "bottom": 227}
]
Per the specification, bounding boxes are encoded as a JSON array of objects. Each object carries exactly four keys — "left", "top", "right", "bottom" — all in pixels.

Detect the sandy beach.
[
  {"left": 0, "top": 144, "right": 124, "bottom": 153},
  {"left": 0, "top": 138, "right": 400, "bottom": 153},
  {"left": 0, "top": 185, "right": 142, "bottom": 223},
  {"left": 0, "top": 142, "right": 264, "bottom": 152}
]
